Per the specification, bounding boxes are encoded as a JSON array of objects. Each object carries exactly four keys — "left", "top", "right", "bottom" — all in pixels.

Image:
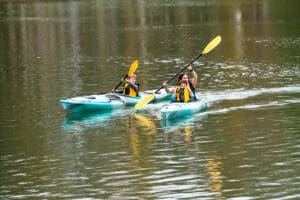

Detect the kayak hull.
[
  {"left": 60, "top": 94, "right": 123, "bottom": 113},
  {"left": 60, "top": 90, "right": 172, "bottom": 114},
  {"left": 161, "top": 98, "right": 207, "bottom": 120}
]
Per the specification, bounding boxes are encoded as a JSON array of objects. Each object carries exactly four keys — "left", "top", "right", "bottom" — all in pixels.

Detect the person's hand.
[
  {"left": 162, "top": 81, "right": 168, "bottom": 87},
  {"left": 187, "top": 64, "right": 193, "bottom": 71}
]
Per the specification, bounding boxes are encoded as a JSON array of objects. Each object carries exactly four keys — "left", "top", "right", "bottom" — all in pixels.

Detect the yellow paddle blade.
[
  {"left": 202, "top": 35, "right": 222, "bottom": 55},
  {"left": 128, "top": 60, "right": 139, "bottom": 76},
  {"left": 135, "top": 93, "right": 156, "bottom": 109}
]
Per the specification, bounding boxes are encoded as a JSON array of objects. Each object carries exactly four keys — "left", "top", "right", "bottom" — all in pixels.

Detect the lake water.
[{"left": 0, "top": 0, "right": 299, "bottom": 199}]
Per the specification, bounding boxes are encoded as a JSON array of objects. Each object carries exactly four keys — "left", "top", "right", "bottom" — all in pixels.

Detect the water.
[{"left": 1, "top": 0, "right": 300, "bottom": 199}]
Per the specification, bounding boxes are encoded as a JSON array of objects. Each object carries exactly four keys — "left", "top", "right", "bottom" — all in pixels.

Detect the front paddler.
[
  {"left": 122, "top": 74, "right": 139, "bottom": 97},
  {"left": 162, "top": 64, "right": 197, "bottom": 102}
]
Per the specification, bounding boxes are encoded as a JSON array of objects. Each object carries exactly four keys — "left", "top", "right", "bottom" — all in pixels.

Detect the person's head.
[
  {"left": 179, "top": 73, "right": 189, "bottom": 83},
  {"left": 179, "top": 80, "right": 188, "bottom": 88},
  {"left": 129, "top": 74, "right": 137, "bottom": 83}
]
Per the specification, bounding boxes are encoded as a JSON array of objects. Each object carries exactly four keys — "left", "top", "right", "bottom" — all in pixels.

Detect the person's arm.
[
  {"left": 162, "top": 81, "right": 175, "bottom": 93},
  {"left": 125, "top": 79, "right": 139, "bottom": 91},
  {"left": 187, "top": 64, "right": 198, "bottom": 87},
  {"left": 187, "top": 86, "right": 194, "bottom": 97}
]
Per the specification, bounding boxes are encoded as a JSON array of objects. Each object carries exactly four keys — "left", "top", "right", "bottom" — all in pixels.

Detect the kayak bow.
[{"left": 161, "top": 98, "right": 207, "bottom": 120}]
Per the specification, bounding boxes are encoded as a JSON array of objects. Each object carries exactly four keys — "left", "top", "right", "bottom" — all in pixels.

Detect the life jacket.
[
  {"left": 123, "top": 83, "right": 139, "bottom": 97},
  {"left": 175, "top": 87, "right": 190, "bottom": 102}
]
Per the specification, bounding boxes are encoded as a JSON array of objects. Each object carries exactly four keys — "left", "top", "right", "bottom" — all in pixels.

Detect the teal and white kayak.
[
  {"left": 60, "top": 90, "right": 172, "bottom": 114},
  {"left": 161, "top": 98, "right": 207, "bottom": 120}
]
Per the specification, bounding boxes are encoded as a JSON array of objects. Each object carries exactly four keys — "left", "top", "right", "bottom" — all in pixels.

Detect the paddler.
[
  {"left": 162, "top": 64, "right": 198, "bottom": 102},
  {"left": 122, "top": 74, "right": 139, "bottom": 97},
  {"left": 174, "top": 80, "right": 195, "bottom": 102}
]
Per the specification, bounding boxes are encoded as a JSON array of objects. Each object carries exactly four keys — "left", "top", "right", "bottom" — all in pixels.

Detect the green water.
[{"left": 0, "top": 0, "right": 299, "bottom": 199}]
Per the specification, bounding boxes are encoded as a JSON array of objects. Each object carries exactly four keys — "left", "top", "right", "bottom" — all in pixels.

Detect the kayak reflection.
[
  {"left": 161, "top": 111, "right": 208, "bottom": 134},
  {"left": 62, "top": 109, "right": 135, "bottom": 132},
  {"left": 61, "top": 108, "right": 159, "bottom": 134},
  {"left": 161, "top": 112, "right": 208, "bottom": 131},
  {"left": 161, "top": 112, "right": 208, "bottom": 147}
]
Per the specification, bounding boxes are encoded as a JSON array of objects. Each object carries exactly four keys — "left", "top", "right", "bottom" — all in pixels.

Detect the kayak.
[
  {"left": 161, "top": 98, "right": 207, "bottom": 120},
  {"left": 60, "top": 90, "right": 172, "bottom": 114}
]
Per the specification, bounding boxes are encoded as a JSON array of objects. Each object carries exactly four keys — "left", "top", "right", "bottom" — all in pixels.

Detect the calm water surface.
[{"left": 0, "top": 0, "right": 299, "bottom": 199}]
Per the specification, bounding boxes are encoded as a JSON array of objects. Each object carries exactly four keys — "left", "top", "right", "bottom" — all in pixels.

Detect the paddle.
[
  {"left": 112, "top": 60, "right": 139, "bottom": 92},
  {"left": 135, "top": 35, "right": 221, "bottom": 109}
]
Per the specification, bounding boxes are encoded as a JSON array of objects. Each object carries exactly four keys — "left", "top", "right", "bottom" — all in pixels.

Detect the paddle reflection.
[
  {"left": 126, "top": 114, "right": 158, "bottom": 168},
  {"left": 160, "top": 113, "right": 207, "bottom": 147},
  {"left": 133, "top": 114, "right": 157, "bottom": 135},
  {"left": 207, "top": 156, "right": 225, "bottom": 199},
  {"left": 184, "top": 125, "right": 192, "bottom": 143}
]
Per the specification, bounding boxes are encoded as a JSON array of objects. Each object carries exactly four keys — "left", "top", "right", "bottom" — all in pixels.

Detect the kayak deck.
[{"left": 161, "top": 98, "right": 207, "bottom": 120}]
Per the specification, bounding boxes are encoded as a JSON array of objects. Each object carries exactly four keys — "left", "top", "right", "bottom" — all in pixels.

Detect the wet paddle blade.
[
  {"left": 128, "top": 60, "right": 139, "bottom": 76},
  {"left": 201, "top": 35, "right": 222, "bottom": 55},
  {"left": 135, "top": 93, "right": 156, "bottom": 109}
]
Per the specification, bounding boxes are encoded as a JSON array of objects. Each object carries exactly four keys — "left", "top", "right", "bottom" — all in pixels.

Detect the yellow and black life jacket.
[
  {"left": 175, "top": 87, "right": 190, "bottom": 102},
  {"left": 123, "top": 83, "right": 139, "bottom": 97}
]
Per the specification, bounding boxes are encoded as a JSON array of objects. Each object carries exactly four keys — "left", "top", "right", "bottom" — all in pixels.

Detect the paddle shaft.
[
  {"left": 154, "top": 53, "right": 203, "bottom": 94},
  {"left": 112, "top": 60, "right": 138, "bottom": 92},
  {"left": 113, "top": 74, "right": 128, "bottom": 91}
]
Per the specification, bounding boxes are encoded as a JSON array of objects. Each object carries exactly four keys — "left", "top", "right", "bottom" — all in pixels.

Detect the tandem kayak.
[
  {"left": 161, "top": 98, "right": 207, "bottom": 120},
  {"left": 60, "top": 90, "right": 172, "bottom": 114}
]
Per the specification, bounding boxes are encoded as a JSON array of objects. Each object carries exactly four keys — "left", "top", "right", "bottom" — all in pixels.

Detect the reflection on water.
[
  {"left": 62, "top": 109, "right": 134, "bottom": 132},
  {"left": 55, "top": 84, "right": 300, "bottom": 198},
  {"left": 1, "top": 0, "right": 300, "bottom": 199},
  {"left": 161, "top": 111, "right": 208, "bottom": 133},
  {"left": 207, "top": 156, "right": 224, "bottom": 199},
  {"left": 132, "top": 114, "right": 157, "bottom": 135},
  {"left": 127, "top": 114, "right": 158, "bottom": 168}
]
